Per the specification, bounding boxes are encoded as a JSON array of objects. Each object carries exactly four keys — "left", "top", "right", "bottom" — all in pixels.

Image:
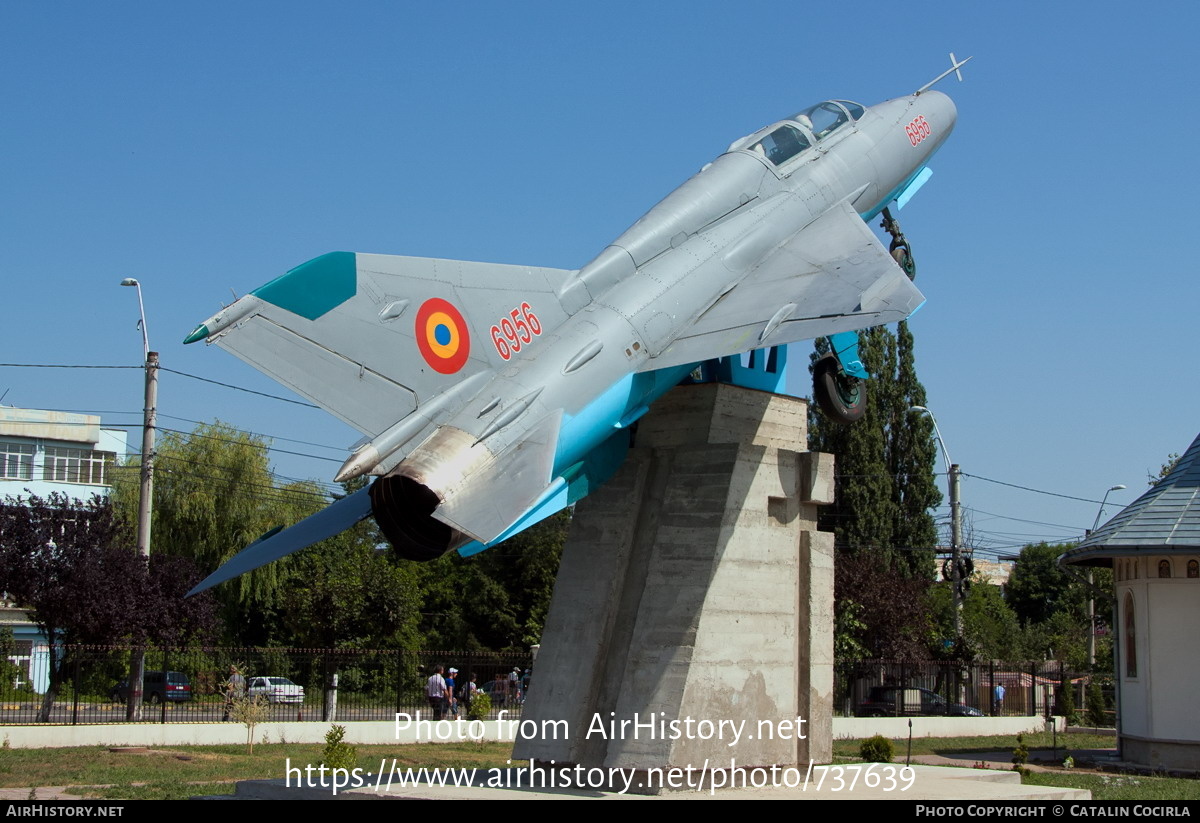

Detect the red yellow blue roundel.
[{"left": 415, "top": 297, "right": 470, "bottom": 374}]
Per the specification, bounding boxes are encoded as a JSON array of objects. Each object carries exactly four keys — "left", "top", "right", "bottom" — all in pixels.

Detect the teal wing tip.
[{"left": 183, "top": 324, "right": 209, "bottom": 345}]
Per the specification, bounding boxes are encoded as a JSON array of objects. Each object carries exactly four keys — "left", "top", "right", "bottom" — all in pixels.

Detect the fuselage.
[{"left": 389, "top": 92, "right": 958, "bottom": 553}]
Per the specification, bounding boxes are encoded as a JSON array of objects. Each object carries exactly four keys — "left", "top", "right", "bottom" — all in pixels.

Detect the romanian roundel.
[{"left": 415, "top": 297, "right": 471, "bottom": 374}]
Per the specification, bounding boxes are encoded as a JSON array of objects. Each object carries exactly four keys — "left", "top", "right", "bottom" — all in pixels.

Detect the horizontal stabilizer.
[{"left": 186, "top": 487, "right": 374, "bottom": 596}]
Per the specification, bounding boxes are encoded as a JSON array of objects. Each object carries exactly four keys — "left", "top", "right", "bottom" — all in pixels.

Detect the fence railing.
[
  {"left": 834, "top": 658, "right": 1113, "bottom": 721},
  {"left": 1, "top": 645, "right": 532, "bottom": 725},
  {"left": 1, "top": 648, "right": 1114, "bottom": 726}
]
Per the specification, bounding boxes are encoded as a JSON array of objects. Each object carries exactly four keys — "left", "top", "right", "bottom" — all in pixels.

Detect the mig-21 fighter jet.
[{"left": 186, "top": 55, "right": 969, "bottom": 595}]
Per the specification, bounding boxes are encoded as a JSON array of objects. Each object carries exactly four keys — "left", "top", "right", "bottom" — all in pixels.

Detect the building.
[
  {"left": 1059, "top": 431, "right": 1200, "bottom": 770},
  {"left": 0, "top": 407, "right": 130, "bottom": 693},
  {"left": 0, "top": 407, "right": 128, "bottom": 500}
]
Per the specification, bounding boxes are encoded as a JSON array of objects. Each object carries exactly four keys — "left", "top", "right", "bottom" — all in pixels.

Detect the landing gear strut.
[{"left": 880, "top": 207, "right": 916, "bottom": 280}]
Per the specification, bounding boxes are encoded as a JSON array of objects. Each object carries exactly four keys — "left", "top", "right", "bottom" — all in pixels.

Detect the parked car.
[
  {"left": 247, "top": 676, "right": 305, "bottom": 704},
  {"left": 109, "top": 670, "right": 193, "bottom": 704},
  {"left": 856, "top": 686, "right": 983, "bottom": 718}
]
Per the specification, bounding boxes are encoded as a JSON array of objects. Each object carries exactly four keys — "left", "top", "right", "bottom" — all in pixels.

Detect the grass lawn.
[
  {"left": 832, "top": 730, "right": 1116, "bottom": 759},
  {"left": 4, "top": 732, "right": 1198, "bottom": 801},
  {"left": 1021, "top": 772, "right": 1200, "bottom": 801},
  {"left": 836, "top": 732, "right": 1200, "bottom": 801},
  {"left": 0, "top": 741, "right": 516, "bottom": 800}
]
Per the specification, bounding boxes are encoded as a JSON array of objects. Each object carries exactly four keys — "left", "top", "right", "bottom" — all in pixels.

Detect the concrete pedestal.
[{"left": 514, "top": 383, "right": 834, "bottom": 780}]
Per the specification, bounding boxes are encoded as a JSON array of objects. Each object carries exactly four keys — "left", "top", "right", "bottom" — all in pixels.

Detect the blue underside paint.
[
  {"left": 252, "top": 251, "right": 357, "bottom": 320},
  {"left": 694, "top": 347, "right": 789, "bottom": 394},
  {"left": 829, "top": 331, "right": 869, "bottom": 379},
  {"left": 860, "top": 165, "right": 933, "bottom": 222},
  {"left": 456, "top": 346, "right": 800, "bottom": 557},
  {"left": 895, "top": 166, "right": 932, "bottom": 210}
]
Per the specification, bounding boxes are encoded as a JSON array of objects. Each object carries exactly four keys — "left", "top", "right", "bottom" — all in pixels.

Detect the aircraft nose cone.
[{"left": 922, "top": 89, "right": 958, "bottom": 139}]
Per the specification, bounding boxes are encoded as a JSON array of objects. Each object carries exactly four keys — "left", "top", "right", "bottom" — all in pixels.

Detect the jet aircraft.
[{"left": 186, "top": 56, "right": 969, "bottom": 595}]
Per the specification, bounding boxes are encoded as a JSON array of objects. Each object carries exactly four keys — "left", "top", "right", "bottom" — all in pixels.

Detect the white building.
[
  {"left": 1060, "top": 431, "right": 1200, "bottom": 770},
  {"left": 0, "top": 407, "right": 130, "bottom": 693},
  {"left": 0, "top": 407, "right": 128, "bottom": 501}
]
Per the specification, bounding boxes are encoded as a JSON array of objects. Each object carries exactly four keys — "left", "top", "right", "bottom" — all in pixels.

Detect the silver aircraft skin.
[{"left": 186, "top": 64, "right": 964, "bottom": 594}]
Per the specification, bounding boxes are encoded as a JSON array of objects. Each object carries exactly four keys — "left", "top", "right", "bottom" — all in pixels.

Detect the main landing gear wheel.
[{"left": 813, "top": 354, "right": 867, "bottom": 424}]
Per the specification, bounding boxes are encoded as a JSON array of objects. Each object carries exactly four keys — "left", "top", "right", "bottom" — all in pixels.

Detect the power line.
[
  {"left": 961, "top": 473, "right": 1109, "bottom": 505},
  {"left": 0, "top": 363, "right": 319, "bottom": 409},
  {"left": 158, "top": 368, "right": 318, "bottom": 408}
]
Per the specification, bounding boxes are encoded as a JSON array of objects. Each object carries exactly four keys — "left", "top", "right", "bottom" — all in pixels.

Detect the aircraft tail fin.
[{"left": 184, "top": 252, "right": 576, "bottom": 448}]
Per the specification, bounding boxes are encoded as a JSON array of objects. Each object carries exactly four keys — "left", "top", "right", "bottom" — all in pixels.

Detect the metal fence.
[
  {"left": 834, "top": 658, "right": 1112, "bottom": 720},
  {"left": 1, "top": 645, "right": 532, "bottom": 725},
  {"left": 1, "top": 648, "right": 1114, "bottom": 726}
]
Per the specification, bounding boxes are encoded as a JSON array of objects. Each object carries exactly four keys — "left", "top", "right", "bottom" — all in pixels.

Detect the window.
[
  {"left": 0, "top": 442, "right": 34, "bottom": 480},
  {"left": 750, "top": 125, "right": 811, "bottom": 167},
  {"left": 1124, "top": 592, "right": 1137, "bottom": 678},
  {"left": 1159, "top": 559, "right": 1172, "bottom": 578},
  {"left": 795, "top": 102, "right": 851, "bottom": 140},
  {"left": 1188, "top": 559, "right": 1198, "bottom": 578},
  {"left": 42, "top": 447, "right": 114, "bottom": 485}
]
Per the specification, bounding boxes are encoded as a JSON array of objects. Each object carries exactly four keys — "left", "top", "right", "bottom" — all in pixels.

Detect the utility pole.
[
  {"left": 910, "top": 406, "right": 964, "bottom": 646},
  {"left": 949, "top": 463, "right": 963, "bottom": 639},
  {"left": 121, "top": 279, "right": 156, "bottom": 721}
]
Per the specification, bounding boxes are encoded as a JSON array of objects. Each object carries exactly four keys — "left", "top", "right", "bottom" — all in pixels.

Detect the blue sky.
[{"left": 3, "top": 2, "right": 1197, "bottom": 559}]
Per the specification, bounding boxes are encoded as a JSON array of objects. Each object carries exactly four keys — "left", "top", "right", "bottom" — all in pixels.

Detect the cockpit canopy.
[{"left": 731, "top": 100, "right": 865, "bottom": 167}]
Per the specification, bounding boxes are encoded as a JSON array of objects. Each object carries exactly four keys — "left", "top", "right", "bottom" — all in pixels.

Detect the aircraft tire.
[{"left": 813, "top": 355, "right": 866, "bottom": 424}]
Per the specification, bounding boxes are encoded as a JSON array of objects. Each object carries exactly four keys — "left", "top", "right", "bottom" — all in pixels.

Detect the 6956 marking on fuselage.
[
  {"left": 905, "top": 115, "right": 931, "bottom": 146},
  {"left": 490, "top": 302, "right": 543, "bottom": 360}
]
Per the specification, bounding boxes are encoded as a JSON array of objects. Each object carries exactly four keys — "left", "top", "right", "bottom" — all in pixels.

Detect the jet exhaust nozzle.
[{"left": 368, "top": 474, "right": 465, "bottom": 561}]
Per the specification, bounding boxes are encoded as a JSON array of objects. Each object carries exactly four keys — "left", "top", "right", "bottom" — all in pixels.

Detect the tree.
[
  {"left": 834, "top": 550, "right": 932, "bottom": 659},
  {"left": 929, "top": 576, "right": 1023, "bottom": 661},
  {"left": 1149, "top": 453, "right": 1181, "bottom": 486},
  {"left": 110, "top": 421, "right": 335, "bottom": 640},
  {"left": 0, "top": 493, "right": 216, "bottom": 720},
  {"left": 1005, "top": 542, "right": 1085, "bottom": 627},
  {"left": 809, "top": 323, "right": 942, "bottom": 574},
  {"left": 415, "top": 511, "right": 569, "bottom": 651}
]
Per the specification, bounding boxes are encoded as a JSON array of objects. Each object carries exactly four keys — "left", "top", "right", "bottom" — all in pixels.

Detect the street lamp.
[
  {"left": 1092, "top": 484, "right": 1127, "bottom": 532},
  {"left": 120, "top": 279, "right": 149, "bottom": 363},
  {"left": 910, "top": 405, "right": 964, "bottom": 643},
  {"left": 120, "top": 278, "right": 159, "bottom": 721},
  {"left": 1086, "top": 484, "right": 1126, "bottom": 668}
]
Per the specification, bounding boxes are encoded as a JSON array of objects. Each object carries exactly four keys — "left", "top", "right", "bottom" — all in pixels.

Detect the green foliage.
[
  {"left": 111, "top": 421, "right": 326, "bottom": 614},
  {"left": 467, "top": 691, "right": 492, "bottom": 720},
  {"left": 1085, "top": 680, "right": 1108, "bottom": 727},
  {"left": 1011, "top": 734, "right": 1029, "bottom": 765},
  {"left": 0, "top": 629, "right": 25, "bottom": 698},
  {"left": 1057, "top": 678, "right": 1077, "bottom": 724},
  {"left": 229, "top": 694, "right": 270, "bottom": 753},
  {"left": 112, "top": 420, "right": 565, "bottom": 653},
  {"left": 809, "top": 323, "right": 942, "bottom": 576},
  {"left": 1005, "top": 543, "right": 1084, "bottom": 626},
  {"left": 1149, "top": 453, "right": 1181, "bottom": 486},
  {"left": 322, "top": 724, "right": 357, "bottom": 771},
  {"left": 416, "top": 511, "right": 568, "bottom": 650},
  {"left": 929, "top": 577, "right": 1023, "bottom": 661},
  {"left": 859, "top": 734, "right": 893, "bottom": 763}
]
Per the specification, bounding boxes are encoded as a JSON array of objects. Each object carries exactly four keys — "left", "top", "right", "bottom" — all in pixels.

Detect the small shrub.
[
  {"left": 1058, "top": 680, "right": 1076, "bottom": 724},
  {"left": 323, "top": 724, "right": 357, "bottom": 771},
  {"left": 1012, "top": 734, "right": 1029, "bottom": 767},
  {"left": 467, "top": 692, "right": 492, "bottom": 721},
  {"left": 1085, "top": 681, "right": 1107, "bottom": 727},
  {"left": 229, "top": 694, "right": 270, "bottom": 754},
  {"left": 859, "top": 734, "right": 893, "bottom": 763}
]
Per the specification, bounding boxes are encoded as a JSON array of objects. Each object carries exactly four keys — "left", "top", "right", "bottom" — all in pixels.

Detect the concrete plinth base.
[{"left": 514, "top": 383, "right": 834, "bottom": 783}]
